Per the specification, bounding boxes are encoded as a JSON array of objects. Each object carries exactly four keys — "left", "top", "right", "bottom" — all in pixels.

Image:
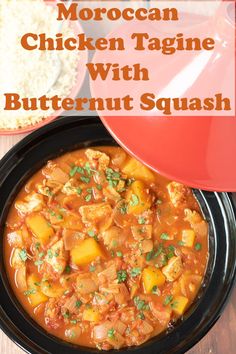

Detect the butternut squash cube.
[
  {"left": 182, "top": 229, "right": 195, "bottom": 248},
  {"left": 83, "top": 308, "right": 101, "bottom": 322},
  {"left": 142, "top": 266, "right": 166, "bottom": 293},
  {"left": 71, "top": 238, "right": 103, "bottom": 266},
  {"left": 26, "top": 214, "right": 54, "bottom": 244},
  {"left": 127, "top": 181, "right": 152, "bottom": 215},
  {"left": 122, "top": 158, "right": 155, "bottom": 182},
  {"left": 27, "top": 274, "right": 48, "bottom": 307},
  {"left": 171, "top": 296, "right": 189, "bottom": 316}
]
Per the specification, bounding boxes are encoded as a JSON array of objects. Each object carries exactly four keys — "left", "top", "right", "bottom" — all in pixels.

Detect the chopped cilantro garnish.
[
  {"left": 117, "top": 270, "right": 127, "bottom": 283},
  {"left": 146, "top": 244, "right": 165, "bottom": 261},
  {"left": 152, "top": 285, "right": 158, "bottom": 294},
  {"left": 63, "top": 310, "right": 70, "bottom": 319},
  {"left": 19, "top": 249, "right": 27, "bottom": 262},
  {"left": 146, "top": 250, "right": 154, "bottom": 261},
  {"left": 167, "top": 245, "right": 175, "bottom": 259},
  {"left": 96, "top": 184, "right": 102, "bottom": 191},
  {"left": 47, "top": 249, "right": 53, "bottom": 259},
  {"left": 119, "top": 202, "right": 127, "bottom": 215},
  {"left": 80, "top": 176, "right": 90, "bottom": 184},
  {"left": 130, "top": 194, "right": 139, "bottom": 207},
  {"left": 134, "top": 296, "right": 150, "bottom": 311},
  {"left": 34, "top": 260, "right": 43, "bottom": 266},
  {"left": 89, "top": 265, "right": 96, "bottom": 272},
  {"left": 38, "top": 252, "right": 45, "bottom": 259},
  {"left": 77, "top": 166, "right": 85, "bottom": 174},
  {"left": 70, "top": 320, "right": 77, "bottom": 325},
  {"left": 84, "top": 162, "right": 92, "bottom": 175},
  {"left": 112, "top": 240, "right": 118, "bottom": 248},
  {"left": 107, "top": 328, "right": 115, "bottom": 339},
  {"left": 106, "top": 168, "right": 121, "bottom": 188},
  {"left": 138, "top": 312, "right": 145, "bottom": 320},
  {"left": 35, "top": 242, "right": 41, "bottom": 251},
  {"left": 195, "top": 243, "right": 202, "bottom": 251},
  {"left": 130, "top": 267, "right": 141, "bottom": 278},
  {"left": 24, "top": 289, "right": 36, "bottom": 296},
  {"left": 75, "top": 300, "right": 82, "bottom": 308},
  {"left": 88, "top": 230, "right": 95, "bottom": 237},
  {"left": 76, "top": 187, "right": 82, "bottom": 195},
  {"left": 69, "top": 165, "right": 77, "bottom": 177},
  {"left": 154, "top": 244, "right": 164, "bottom": 257},
  {"left": 160, "top": 233, "right": 170, "bottom": 240},
  {"left": 138, "top": 217, "right": 146, "bottom": 225},
  {"left": 171, "top": 301, "right": 178, "bottom": 309},
  {"left": 49, "top": 209, "right": 56, "bottom": 216},
  {"left": 161, "top": 255, "right": 168, "bottom": 266},
  {"left": 85, "top": 194, "right": 92, "bottom": 202},
  {"left": 116, "top": 251, "right": 123, "bottom": 258},
  {"left": 65, "top": 265, "right": 71, "bottom": 274},
  {"left": 163, "top": 295, "right": 173, "bottom": 306},
  {"left": 178, "top": 241, "right": 185, "bottom": 246}
]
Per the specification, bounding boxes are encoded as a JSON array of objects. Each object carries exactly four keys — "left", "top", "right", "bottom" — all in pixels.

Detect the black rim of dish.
[{"left": 0, "top": 116, "right": 235, "bottom": 354}]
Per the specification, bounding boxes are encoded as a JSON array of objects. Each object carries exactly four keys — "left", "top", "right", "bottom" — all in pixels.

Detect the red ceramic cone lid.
[
  {"left": 97, "top": 4, "right": 236, "bottom": 191},
  {"left": 101, "top": 116, "right": 236, "bottom": 192}
]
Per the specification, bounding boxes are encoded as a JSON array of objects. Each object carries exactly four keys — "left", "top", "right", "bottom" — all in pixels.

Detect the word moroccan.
[{"left": 56, "top": 3, "right": 179, "bottom": 22}]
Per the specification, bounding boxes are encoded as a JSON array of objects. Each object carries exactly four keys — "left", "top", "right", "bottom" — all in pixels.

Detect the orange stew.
[{"left": 4, "top": 147, "right": 208, "bottom": 350}]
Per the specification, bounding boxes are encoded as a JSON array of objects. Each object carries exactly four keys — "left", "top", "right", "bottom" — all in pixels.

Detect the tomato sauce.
[{"left": 4, "top": 147, "right": 208, "bottom": 350}]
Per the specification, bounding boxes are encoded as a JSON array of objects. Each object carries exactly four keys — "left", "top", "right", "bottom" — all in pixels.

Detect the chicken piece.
[
  {"left": 93, "top": 292, "right": 113, "bottom": 307},
  {"left": 85, "top": 149, "right": 110, "bottom": 171},
  {"left": 139, "top": 239, "right": 153, "bottom": 253},
  {"left": 10, "top": 248, "right": 26, "bottom": 269},
  {"left": 114, "top": 283, "right": 130, "bottom": 305},
  {"left": 180, "top": 273, "right": 203, "bottom": 299},
  {"left": 93, "top": 321, "right": 112, "bottom": 342},
  {"left": 93, "top": 319, "right": 126, "bottom": 349},
  {"left": 62, "top": 178, "right": 81, "bottom": 196},
  {"left": 107, "top": 331, "right": 125, "bottom": 350},
  {"left": 76, "top": 274, "right": 99, "bottom": 295},
  {"left": 184, "top": 209, "right": 202, "bottom": 224},
  {"left": 15, "top": 192, "right": 44, "bottom": 215},
  {"left": 149, "top": 302, "right": 171, "bottom": 327},
  {"left": 47, "top": 166, "right": 69, "bottom": 184},
  {"left": 63, "top": 229, "right": 85, "bottom": 251},
  {"left": 184, "top": 209, "right": 208, "bottom": 237},
  {"left": 36, "top": 181, "right": 53, "bottom": 197},
  {"left": 7, "top": 230, "right": 23, "bottom": 248},
  {"left": 44, "top": 298, "right": 62, "bottom": 329},
  {"left": 62, "top": 294, "right": 81, "bottom": 315},
  {"left": 98, "top": 263, "right": 117, "bottom": 282},
  {"left": 103, "top": 185, "right": 121, "bottom": 202},
  {"left": 167, "top": 182, "right": 191, "bottom": 208},
  {"left": 45, "top": 180, "right": 63, "bottom": 195},
  {"left": 101, "top": 226, "right": 125, "bottom": 250},
  {"left": 138, "top": 320, "right": 154, "bottom": 335},
  {"left": 44, "top": 239, "right": 67, "bottom": 275},
  {"left": 131, "top": 225, "right": 152, "bottom": 241},
  {"left": 162, "top": 256, "right": 183, "bottom": 282},
  {"left": 79, "top": 202, "right": 113, "bottom": 231}
]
